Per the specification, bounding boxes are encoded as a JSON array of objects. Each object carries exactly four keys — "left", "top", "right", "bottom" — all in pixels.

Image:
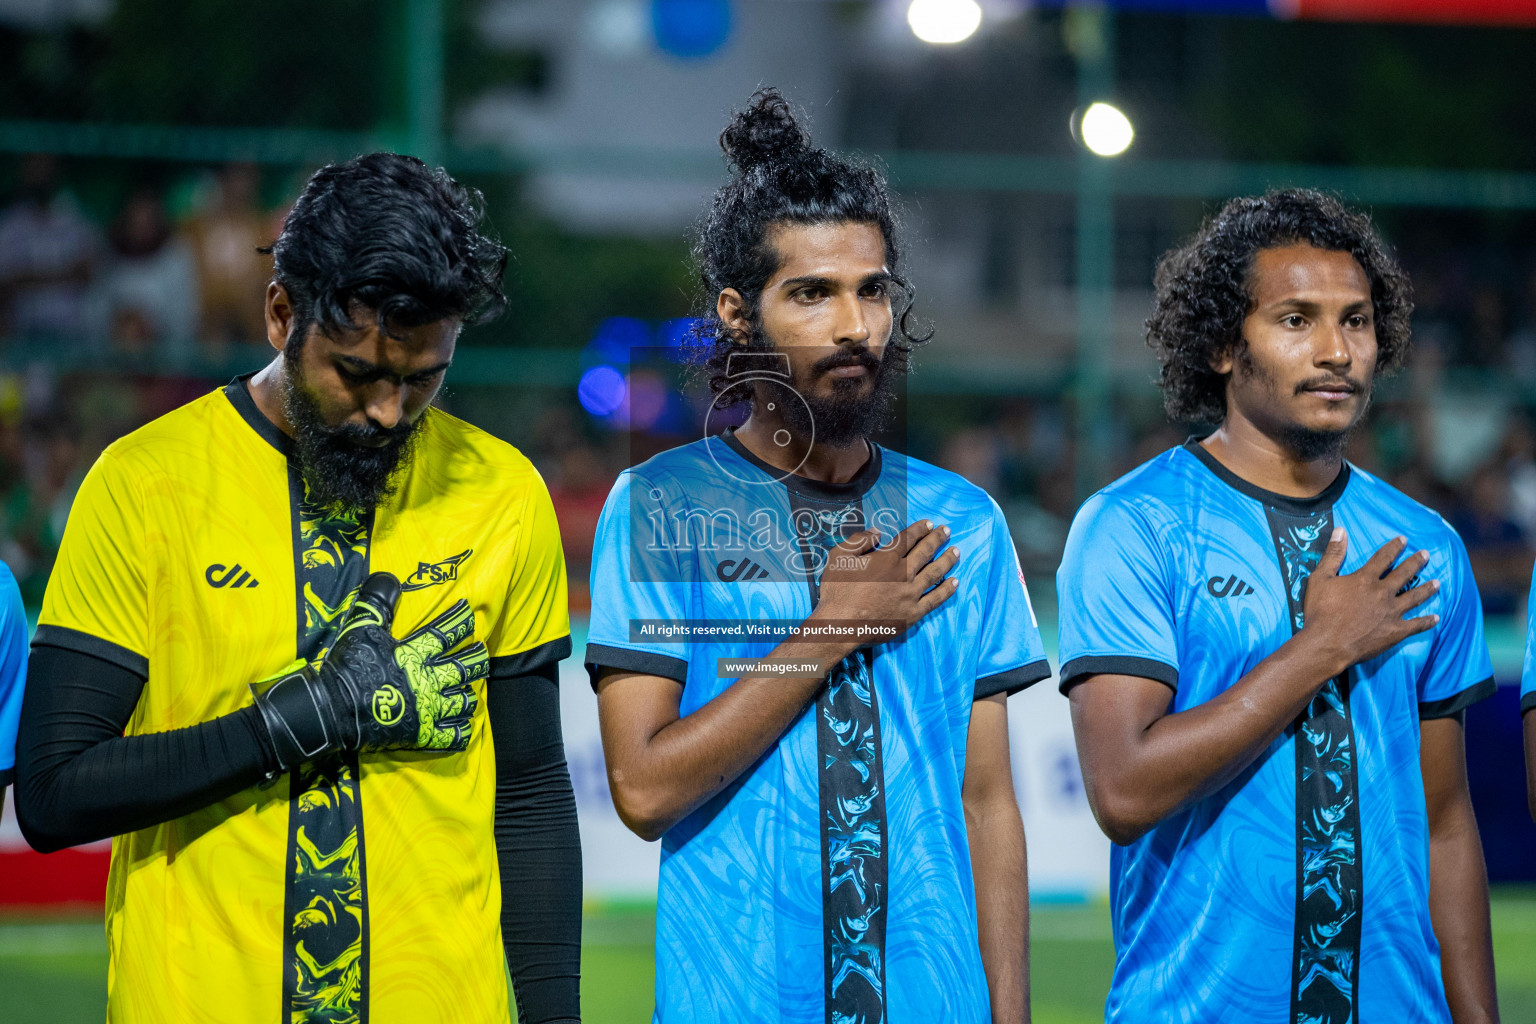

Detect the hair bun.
[{"left": 719, "top": 88, "right": 812, "bottom": 174}]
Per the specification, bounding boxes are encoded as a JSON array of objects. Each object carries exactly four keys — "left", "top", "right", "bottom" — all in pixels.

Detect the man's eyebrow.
[
  {"left": 778, "top": 271, "right": 892, "bottom": 290},
  {"left": 334, "top": 354, "right": 452, "bottom": 377},
  {"left": 334, "top": 354, "right": 379, "bottom": 372},
  {"left": 1265, "top": 296, "right": 1372, "bottom": 314},
  {"left": 778, "top": 274, "right": 834, "bottom": 290}
]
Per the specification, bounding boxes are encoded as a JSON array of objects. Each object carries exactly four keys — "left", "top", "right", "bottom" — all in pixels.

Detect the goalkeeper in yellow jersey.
[{"left": 12, "top": 153, "right": 581, "bottom": 1024}]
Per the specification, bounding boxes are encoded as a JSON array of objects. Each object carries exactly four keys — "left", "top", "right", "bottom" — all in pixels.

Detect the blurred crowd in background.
[
  {"left": 0, "top": 153, "right": 284, "bottom": 607},
  {"left": 2, "top": 152, "right": 1534, "bottom": 622}
]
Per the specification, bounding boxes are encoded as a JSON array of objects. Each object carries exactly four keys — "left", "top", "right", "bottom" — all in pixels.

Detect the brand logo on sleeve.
[
  {"left": 715, "top": 557, "right": 774, "bottom": 583},
  {"left": 1206, "top": 574, "right": 1254, "bottom": 598},
  {"left": 206, "top": 563, "right": 260, "bottom": 589},
  {"left": 402, "top": 550, "right": 472, "bottom": 591}
]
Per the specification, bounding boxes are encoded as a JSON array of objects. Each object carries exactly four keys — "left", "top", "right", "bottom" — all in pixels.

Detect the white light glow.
[
  {"left": 1080, "top": 102, "right": 1134, "bottom": 157},
  {"left": 907, "top": 0, "right": 982, "bottom": 45}
]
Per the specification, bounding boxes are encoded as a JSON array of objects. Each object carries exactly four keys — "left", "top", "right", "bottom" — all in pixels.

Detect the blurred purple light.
[
  {"left": 620, "top": 369, "right": 669, "bottom": 431},
  {"left": 578, "top": 365, "right": 627, "bottom": 417}
]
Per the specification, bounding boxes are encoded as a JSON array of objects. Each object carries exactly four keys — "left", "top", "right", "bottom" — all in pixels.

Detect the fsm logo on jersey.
[{"left": 402, "top": 550, "right": 472, "bottom": 591}]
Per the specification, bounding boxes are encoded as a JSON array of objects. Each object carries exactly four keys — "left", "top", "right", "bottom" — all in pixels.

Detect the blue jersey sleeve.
[
  {"left": 583, "top": 471, "right": 696, "bottom": 689},
  {"left": 973, "top": 501, "right": 1051, "bottom": 698},
  {"left": 1056, "top": 491, "right": 1179, "bottom": 693},
  {"left": 1418, "top": 529, "right": 1495, "bottom": 718},
  {"left": 1524, "top": 561, "right": 1536, "bottom": 714},
  {"left": 0, "top": 563, "right": 28, "bottom": 785}
]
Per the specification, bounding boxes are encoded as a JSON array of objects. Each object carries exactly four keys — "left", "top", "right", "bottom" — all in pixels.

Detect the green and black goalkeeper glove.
[{"left": 252, "top": 571, "right": 489, "bottom": 771}]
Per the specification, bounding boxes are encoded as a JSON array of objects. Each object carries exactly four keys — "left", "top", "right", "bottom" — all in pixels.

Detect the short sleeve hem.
[
  {"left": 489, "top": 636, "right": 572, "bottom": 681},
  {"left": 585, "top": 643, "right": 688, "bottom": 691},
  {"left": 32, "top": 625, "right": 148, "bottom": 679},
  {"left": 1523, "top": 690, "right": 1536, "bottom": 715},
  {"left": 1419, "top": 676, "right": 1496, "bottom": 719},
  {"left": 0, "top": 767, "right": 12, "bottom": 787},
  {"left": 975, "top": 659, "right": 1052, "bottom": 699},
  {"left": 1058, "top": 655, "right": 1177, "bottom": 694}
]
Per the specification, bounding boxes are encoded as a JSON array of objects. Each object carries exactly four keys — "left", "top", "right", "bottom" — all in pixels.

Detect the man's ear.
[
  {"left": 717, "top": 288, "right": 751, "bottom": 344},
  {"left": 1209, "top": 341, "right": 1237, "bottom": 376},
  {"left": 265, "top": 283, "right": 295, "bottom": 355}
]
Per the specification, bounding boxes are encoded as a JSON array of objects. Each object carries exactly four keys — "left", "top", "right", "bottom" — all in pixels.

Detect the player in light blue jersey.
[
  {"left": 0, "top": 563, "right": 28, "bottom": 801},
  {"left": 1058, "top": 190, "right": 1498, "bottom": 1024},
  {"left": 1522, "top": 564, "right": 1536, "bottom": 820},
  {"left": 587, "top": 90, "right": 1049, "bottom": 1024}
]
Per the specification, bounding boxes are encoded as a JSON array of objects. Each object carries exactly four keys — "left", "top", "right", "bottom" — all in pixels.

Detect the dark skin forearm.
[
  {"left": 1524, "top": 708, "right": 1536, "bottom": 822},
  {"left": 597, "top": 521, "right": 960, "bottom": 842},
  {"left": 1423, "top": 716, "right": 1499, "bottom": 1024},
  {"left": 596, "top": 628, "right": 859, "bottom": 842},
  {"left": 965, "top": 694, "right": 1028, "bottom": 1024},
  {"left": 1068, "top": 638, "right": 1339, "bottom": 844},
  {"left": 1071, "top": 530, "right": 1439, "bottom": 845}
]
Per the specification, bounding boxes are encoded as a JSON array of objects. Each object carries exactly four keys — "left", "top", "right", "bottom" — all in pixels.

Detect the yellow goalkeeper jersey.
[{"left": 36, "top": 377, "right": 571, "bottom": 1024}]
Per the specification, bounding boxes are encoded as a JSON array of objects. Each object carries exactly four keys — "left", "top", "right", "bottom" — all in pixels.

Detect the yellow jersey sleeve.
[
  {"left": 485, "top": 469, "right": 571, "bottom": 674},
  {"left": 36, "top": 448, "right": 151, "bottom": 676}
]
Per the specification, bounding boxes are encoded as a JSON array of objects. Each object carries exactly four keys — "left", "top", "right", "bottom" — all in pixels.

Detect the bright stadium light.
[
  {"left": 1079, "top": 102, "right": 1134, "bottom": 157},
  {"left": 907, "top": 0, "right": 982, "bottom": 45}
]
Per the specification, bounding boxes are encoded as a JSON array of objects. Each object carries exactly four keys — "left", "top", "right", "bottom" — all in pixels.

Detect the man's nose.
[
  {"left": 836, "top": 294, "right": 871, "bottom": 346},
  {"left": 1315, "top": 321, "right": 1351, "bottom": 369},
  {"left": 364, "top": 382, "right": 405, "bottom": 431}
]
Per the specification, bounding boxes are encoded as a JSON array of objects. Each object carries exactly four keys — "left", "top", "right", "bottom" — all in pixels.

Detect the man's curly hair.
[
  {"left": 1146, "top": 188, "right": 1413, "bottom": 425},
  {"left": 691, "top": 88, "right": 931, "bottom": 406}
]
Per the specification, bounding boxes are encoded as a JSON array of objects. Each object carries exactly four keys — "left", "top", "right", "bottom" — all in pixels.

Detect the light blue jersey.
[
  {"left": 1057, "top": 440, "right": 1493, "bottom": 1024},
  {"left": 586, "top": 430, "right": 1049, "bottom": 1024},
  {"left": 1523, "top": 562, "right": 1536, "bottom": 713},
  {"left": 0, "top": 563, "right": 28, "bottom": 789}
]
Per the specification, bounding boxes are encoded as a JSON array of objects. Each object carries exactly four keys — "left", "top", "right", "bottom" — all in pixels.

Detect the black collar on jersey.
[
  {"left": 718, "top": 427, "right": 883, "bottom": 501},
  {"left": 223, "top": 373, "right": 293, "bottom": 455},
  {"left": 1183, "top": 436, "right": 1351, "bottom": 515}
]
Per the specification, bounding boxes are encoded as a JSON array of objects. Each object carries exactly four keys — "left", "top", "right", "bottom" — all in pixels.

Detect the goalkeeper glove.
[{"left": 253, "top": 571, "right": 488, "bottom": 770}]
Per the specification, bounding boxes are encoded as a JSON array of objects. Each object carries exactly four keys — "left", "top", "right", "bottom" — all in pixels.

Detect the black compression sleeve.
[
  {"left": 14, "top": 644, "right": 278, "bottom": 852},
  {"left": 489, "top": 661, "right": 582, "bottom": 1024}
]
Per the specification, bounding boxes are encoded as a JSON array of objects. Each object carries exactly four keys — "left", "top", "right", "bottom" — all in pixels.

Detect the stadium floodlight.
[
  {"left": 1079, "top": 102, "right": 1134, "bottom": 157},
  {"left": 907, "top": 0, "right": 982, "bottom": 45}
]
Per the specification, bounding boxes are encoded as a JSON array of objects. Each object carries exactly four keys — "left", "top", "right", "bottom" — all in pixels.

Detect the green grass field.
[{"left": 4, "top": 889, "right": 1535, "bottom": 1022}]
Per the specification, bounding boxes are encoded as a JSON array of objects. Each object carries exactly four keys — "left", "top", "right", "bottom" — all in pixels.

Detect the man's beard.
[
  {"left": 1235, "top": 346, "right": 1371, "bottom": 462},
  {"left": 769, "top": 343, "right": 902, "bottom": 449},
  {"left": 282, "top": 353, "right": 423, "bottom": 513},
  {"left": 1273, "top": 418, "right": 1361, "bottom": 461}
]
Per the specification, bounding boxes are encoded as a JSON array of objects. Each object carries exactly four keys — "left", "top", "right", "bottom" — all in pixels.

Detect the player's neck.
[
  {"left": 247, "top": 357, "right": 296, "bottom": 438},
  {"left": 1200, "top": 417, "right": 1344, "bottom": 500},
  {"left": 734, "top": 415, "right": 872, "bottom": 486}
]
